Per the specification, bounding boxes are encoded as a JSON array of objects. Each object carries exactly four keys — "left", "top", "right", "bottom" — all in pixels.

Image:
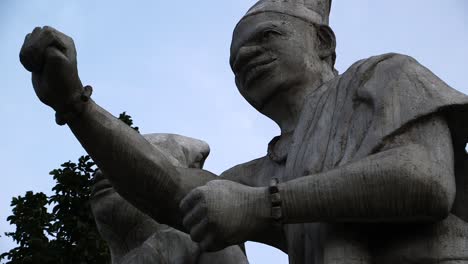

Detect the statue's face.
[{"left": 230, "top": 13, "right": 322, "bottom": 111}]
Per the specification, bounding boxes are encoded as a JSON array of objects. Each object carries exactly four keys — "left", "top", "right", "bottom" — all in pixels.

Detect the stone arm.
[
  {"left": 69, "top": 101, "right": 218, "bottom": 229},
  {"left": 279, "top": 114, "right": 455, "bottom": 224},
  {"left": 235, "top": 115, "right": 453, "bottom": 250},
  {"left": 19, "top": 26, "right": 221, "bottom": 231},
  {"left": 180, "top": 114, "right": 456, "bottom": 251}
]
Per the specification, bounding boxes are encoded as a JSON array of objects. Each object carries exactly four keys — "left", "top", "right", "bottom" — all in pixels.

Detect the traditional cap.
[{"left": 243, "top": 0, "right": 332, "bottom": 25}]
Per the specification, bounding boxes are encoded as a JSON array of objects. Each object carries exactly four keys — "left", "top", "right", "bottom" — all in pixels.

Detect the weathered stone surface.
[
  {"left": 90, "top": 134, "right": 248, "bottom": 264},
  {"left": 20, "top": 0, "right": 468, "bottom": 263}
]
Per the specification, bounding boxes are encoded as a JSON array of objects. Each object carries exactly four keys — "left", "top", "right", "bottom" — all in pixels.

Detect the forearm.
[
  {"left": 279, "top": 144, "right": 455, "bottom": 224},
  {"left": 237, "top": 190, "right": 287, "bottom": 252},
  {"left": 68, "top": 100, "right": 215, "bottom": 227}
]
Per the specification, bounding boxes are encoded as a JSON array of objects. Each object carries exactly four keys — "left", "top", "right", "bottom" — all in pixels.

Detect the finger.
[
  {"left": 20, "top": 26, "right": 58, "bottom": 72},
  {"left": 43, "top": 26, "right": 77, "bottom": 64},
  {"left": 23, "top": 27, "right": 42, "bottom": 50},
  {"left": 43, "top": 26, "right": 67, "bottom": 52},
  {"left": 199, "top": 233, "right": 218, "bottom": 252},
  {"left": 182, "top": 204, "right": 206, "bottom": 229},
  {"left": 30, "top": 46, "right": 69, "bottom": 106},
  {"left": 180, "top": 189, "right": 203, "bottom": 214},
  {"left": 26, "top": 27, "right": 44, "bottom": 55},
  {"left": 25, "top": 26, "right": 42, "bottom": 47},
  {"left": 40, "top": 28, "right": 65, "bottom": 54},
  {"left": 44, "top": 45, "right": 68, "bottom": 64},
  {"left": 20, "top": 29, "right": 40, "bottom": 72},
  {"left": 24, "top": 33, "right": 31, "bottom": 42},
  {"left": 41, "top": 46, "right": 70, "bottom": 79},
  {"left": 19, "top": 43, "right": 34, "bottom": 72},
  {"left": 39, "top": 46, "right": 73, "bottom": 107},
  {"left": 32, "top": 26, "right": 41, "bottom": 35},
  {"left": 189, "top": 218, "right": 209, "bottom": 242}
]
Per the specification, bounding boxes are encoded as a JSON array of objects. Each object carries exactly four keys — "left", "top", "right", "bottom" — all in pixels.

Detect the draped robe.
[{"left": 221, "top": 53, "right": 468, "bottom": 264}]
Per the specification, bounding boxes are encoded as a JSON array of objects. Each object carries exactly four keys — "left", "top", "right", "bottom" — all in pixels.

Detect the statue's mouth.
[
  {"left": 231, "top": 47, "right": 278, "bottom": 89},
  {"left": 242, "top": 57, "right": 277, "bottom": 88}
]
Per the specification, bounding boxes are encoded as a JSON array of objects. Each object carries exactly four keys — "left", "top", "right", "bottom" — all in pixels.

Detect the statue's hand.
[
  {"left": 180, "top": 180, "right": 270, "bottom": 251},
  {"left": 20, "top": 26, "right": 83, "bottom": 113}
]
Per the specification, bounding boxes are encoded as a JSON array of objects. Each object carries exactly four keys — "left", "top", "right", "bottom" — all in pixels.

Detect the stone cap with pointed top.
[{"left": 243, "top": 0, "right": 332, "bottom": 25}]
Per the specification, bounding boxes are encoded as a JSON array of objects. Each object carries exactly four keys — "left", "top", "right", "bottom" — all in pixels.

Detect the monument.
[{"left": 20, "top": 0, "right": 468, "bottom": 263}]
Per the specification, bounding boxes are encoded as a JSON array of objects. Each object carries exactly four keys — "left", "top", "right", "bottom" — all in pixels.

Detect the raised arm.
[
  {"left": 180, "top": 114, "right": 455, "bottom": 251},
  {"left": 20, "top": 26, "right": 216, "bottom": 229}
]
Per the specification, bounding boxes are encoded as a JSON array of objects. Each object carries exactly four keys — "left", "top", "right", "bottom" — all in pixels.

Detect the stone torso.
[{"left": 221, "top": 54, "right": 468, "bottom": 264}]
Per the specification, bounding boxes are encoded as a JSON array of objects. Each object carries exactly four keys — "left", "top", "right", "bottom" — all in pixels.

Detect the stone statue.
[
  {"left": 90, "top": 133, "right": 248, "bottom": 264},
  {"left": 20, "top": 0, "right": 468, "bottom": 263}
]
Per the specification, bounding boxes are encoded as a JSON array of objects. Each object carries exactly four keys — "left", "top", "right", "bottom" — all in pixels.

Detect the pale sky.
[{"left": 0, "top": 1, "right": 467, "bottom": 263}]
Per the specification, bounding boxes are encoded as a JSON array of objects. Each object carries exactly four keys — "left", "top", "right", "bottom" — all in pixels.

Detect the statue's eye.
[{"left": 262, "top": 29, "right": 282, "bottom": 40}]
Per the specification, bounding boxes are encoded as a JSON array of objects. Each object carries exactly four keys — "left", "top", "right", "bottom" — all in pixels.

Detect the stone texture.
[
  {"left": 20, "top": 0, "right": 468, "bottom": 263},
  {"left": 90, "top": 134, "right": 248, "bottom": 264}
]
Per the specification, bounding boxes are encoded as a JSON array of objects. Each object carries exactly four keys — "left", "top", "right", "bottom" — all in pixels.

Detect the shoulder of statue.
[
  {"left": 343, "top": 52, "right": 424, "bottom": 85},
  {"left": 340, "top": 53, "right": 468, "bottom": 150},
  {"left": 339, "top": 52, "right": 467, "bottom": 105}
]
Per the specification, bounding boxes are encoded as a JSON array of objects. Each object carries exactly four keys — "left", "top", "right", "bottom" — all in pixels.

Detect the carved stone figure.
[
  {"left": 90, "top": 134, "right": 248, "bottom": 264},
  {"left": 20, "top": 0, "right": 468, "bottom": 263}
]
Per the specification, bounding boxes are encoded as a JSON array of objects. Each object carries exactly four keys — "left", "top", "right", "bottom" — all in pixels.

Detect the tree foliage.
[{"left": 1, "top": 112, "right": 139, "bottom": 264}]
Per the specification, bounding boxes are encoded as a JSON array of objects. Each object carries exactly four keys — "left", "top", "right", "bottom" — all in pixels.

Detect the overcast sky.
[{"left": 1, "top": 1, "right": 467, "bottom": 263}]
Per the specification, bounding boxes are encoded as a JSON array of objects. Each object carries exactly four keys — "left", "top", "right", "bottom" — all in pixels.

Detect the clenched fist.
[
  {"left": 180, "top": 180, "right": 271, "bottom": 251},
  {"left": 20, "top": 26, "right": 84, "bottom": 113}
]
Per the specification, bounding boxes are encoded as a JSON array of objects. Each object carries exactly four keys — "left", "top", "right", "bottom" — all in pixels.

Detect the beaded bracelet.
[
  {"left": 55, "top": 85, "right": 93, "bottom": 126},
  {"left": 269, "top": 177, "right": 283, "bottom": 222}
]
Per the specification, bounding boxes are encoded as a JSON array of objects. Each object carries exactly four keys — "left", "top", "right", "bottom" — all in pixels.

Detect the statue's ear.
[{"left": 317, "top": 25, "right": 336, "bottom": 65}]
